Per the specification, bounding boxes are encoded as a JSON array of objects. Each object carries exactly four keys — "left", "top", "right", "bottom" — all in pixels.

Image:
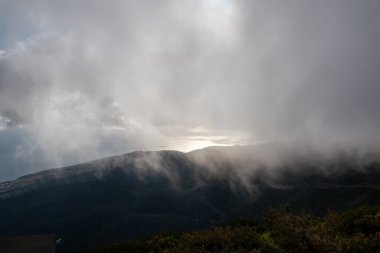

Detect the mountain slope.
[
  {"left": 0, "top": 144, "right": 379, "bottom": 252},
  {"left": 82, "top": 206, "right": 380, "bottom": 253}
]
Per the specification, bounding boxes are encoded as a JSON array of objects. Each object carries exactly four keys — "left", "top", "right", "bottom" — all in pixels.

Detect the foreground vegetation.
[{"left": 83, "top": 206, "right": 380, "bottom": 253}]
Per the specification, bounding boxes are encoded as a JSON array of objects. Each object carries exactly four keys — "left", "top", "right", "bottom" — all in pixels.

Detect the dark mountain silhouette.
[{"left": 0, "top": 143, "right": 379, "bottom": 252}]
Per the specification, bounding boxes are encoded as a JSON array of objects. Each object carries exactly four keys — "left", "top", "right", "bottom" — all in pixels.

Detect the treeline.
[{"left": 83, "top": 206, "right": 380, "bottom": 253}]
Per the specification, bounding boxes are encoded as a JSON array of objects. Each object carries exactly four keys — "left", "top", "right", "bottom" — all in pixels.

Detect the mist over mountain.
[
  {"left": 1, "top": 0, "right": 380, "bottom": 180},
  {"left": 1, "top": 1, "right": 380, "bottom": 252},
  {"left": 0, "top": 144, "right": 379, "bottom": 252}
]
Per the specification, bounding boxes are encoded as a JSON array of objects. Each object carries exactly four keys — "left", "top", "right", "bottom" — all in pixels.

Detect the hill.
[
  {"left": 0, "top": 143, "right": 379, "bottom": 252},
  {"left": 82, "top": 205, "right": 380, "bottom": 253}
]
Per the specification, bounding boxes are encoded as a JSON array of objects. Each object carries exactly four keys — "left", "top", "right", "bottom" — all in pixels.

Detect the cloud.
[
  {"left": 237, "top": 0, "right": 380, "bottom": 143},
  {"left": 0, "top": 0, "right": 380, "bottom": 180}
]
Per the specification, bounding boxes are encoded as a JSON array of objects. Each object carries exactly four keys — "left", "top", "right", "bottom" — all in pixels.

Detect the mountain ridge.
[
  {"left": 1, "top": 143, "right": 380, "bottom": 199},
  {"left": 0, "top": 144, "right": 379, "bottom": 252}
]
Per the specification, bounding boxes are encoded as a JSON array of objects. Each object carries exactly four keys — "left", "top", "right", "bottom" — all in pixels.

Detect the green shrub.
[{"left": 83, "top": 206, "right": 380, "bottom": 253}]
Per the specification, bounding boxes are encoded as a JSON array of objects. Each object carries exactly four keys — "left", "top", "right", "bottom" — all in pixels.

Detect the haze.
[{"left": 0, "top": 0, "right": 379, "bottom": 181}]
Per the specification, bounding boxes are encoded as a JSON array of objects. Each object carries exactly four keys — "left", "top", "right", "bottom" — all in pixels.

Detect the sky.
[{"left": 0, "top": 0, "right": 380, "bottom": 181}]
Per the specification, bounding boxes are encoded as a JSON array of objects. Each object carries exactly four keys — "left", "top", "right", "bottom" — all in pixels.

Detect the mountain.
[{"left": 0, "top": 143, "right": 379, "bottom": 252}]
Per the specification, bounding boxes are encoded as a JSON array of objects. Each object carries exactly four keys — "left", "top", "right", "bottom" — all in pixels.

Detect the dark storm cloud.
[{"left": 0, "top": 0, "right": 379, "bottom": 180}]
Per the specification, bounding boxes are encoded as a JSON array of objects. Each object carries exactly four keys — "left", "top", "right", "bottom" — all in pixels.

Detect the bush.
[{"left": 83, "top": 206, "right": 380, "bottom": 253}]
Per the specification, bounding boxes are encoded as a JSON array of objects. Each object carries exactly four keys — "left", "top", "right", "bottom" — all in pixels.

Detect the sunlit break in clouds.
[{"left": 0, "top": 0, "right": 379, "bottom": 180}]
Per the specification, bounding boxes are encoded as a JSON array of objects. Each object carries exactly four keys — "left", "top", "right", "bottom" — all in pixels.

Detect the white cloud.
[{"left": 0, "top": 0, "right": 380, "bottom": 180}]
